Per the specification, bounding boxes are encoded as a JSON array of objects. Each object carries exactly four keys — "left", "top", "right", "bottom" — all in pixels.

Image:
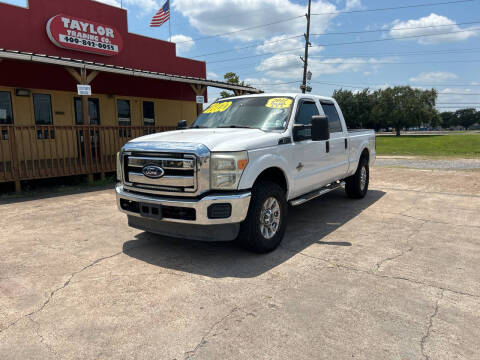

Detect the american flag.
[{"left": 150, "top": 0, "right": 170, "bottom": 27}]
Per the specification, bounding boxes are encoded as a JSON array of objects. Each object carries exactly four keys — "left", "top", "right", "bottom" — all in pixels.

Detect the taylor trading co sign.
[{"left": 47, "top": 14, "right": 123, "bottom": 56}]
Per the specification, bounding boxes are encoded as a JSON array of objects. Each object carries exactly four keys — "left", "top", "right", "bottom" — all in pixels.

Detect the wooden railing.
[{"left": 0, "top": 125, "right": 175, "bottom": 183}]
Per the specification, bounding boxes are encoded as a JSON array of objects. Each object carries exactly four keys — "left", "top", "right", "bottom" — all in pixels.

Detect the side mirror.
[
  {"left": 177, "top": 120, "right": 187, "bottom": 130},
  {"left": 311, "top": 115, "right": 330, "bottom": 141}
]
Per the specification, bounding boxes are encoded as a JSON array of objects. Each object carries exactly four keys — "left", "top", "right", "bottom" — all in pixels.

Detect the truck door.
[
  {"left": 287, "top": 99, "right": 331, "bottom": 198},
  {"left": 320, "top": 101, "right": 349, "bottom": 181}
]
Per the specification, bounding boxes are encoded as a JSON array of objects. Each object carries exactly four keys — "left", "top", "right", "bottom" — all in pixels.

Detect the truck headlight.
[
  {"left": 116, "top": 152, "right": 122, "bottom": 182},
  {"left": 210, "top": 152, "right": 248, "bottom": 190}
]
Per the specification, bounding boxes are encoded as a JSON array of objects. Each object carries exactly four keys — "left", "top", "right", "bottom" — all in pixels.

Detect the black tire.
[
  {"left": 236, "top": 181, "right": 288, "bottom": 253},
  {"left": 345, "top": 157, "right": 369, "bottom": 199}
]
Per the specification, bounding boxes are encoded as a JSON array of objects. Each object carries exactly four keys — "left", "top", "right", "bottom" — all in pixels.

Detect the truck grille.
[{"left": 123, "top": 153, "right": 197, "bottom": 194}]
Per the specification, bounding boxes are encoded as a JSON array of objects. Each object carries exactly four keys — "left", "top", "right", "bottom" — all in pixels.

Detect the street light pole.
[{"left": 301, "top": 0, "right": 312, "bottom": 94}]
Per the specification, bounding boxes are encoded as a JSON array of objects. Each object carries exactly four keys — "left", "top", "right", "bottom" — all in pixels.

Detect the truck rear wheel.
[
  {"left": 345, "top": 157, "right": 369, "bottom": 199},
  {"left": 236, "top": 181, "right": 288, "bottom": 253}
]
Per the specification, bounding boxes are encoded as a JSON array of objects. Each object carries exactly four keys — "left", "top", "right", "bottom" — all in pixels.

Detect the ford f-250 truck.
[{"left": 116, "top": 93, "right": 376, "bottom": 253}]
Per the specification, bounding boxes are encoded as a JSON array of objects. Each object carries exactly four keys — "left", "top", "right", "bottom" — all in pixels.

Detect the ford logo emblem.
[{"left": 142, "top": 165, "right": 165, "bottom": 179}]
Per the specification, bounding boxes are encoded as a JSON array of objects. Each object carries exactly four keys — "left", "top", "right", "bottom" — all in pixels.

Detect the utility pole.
[{"left": 300, "top": 0, "right": 312, "bottom": 93}]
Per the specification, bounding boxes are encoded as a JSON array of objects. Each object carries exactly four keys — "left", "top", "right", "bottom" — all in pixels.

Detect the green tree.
[
  {"left": 372, "top": 86, "right": 438, "bottom": 136},
  {"left": 454, "top": 108, "right": 478, "bottom": 129},
  {"left": 219, "top": 72, "right": 246, "bottom": 98},
  {"left": 440, "top": 111, "right": 456, "bottom": 129}
]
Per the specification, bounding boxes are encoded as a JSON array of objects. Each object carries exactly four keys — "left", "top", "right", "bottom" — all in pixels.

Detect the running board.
[{"left": 289, "top": 181, "right": 345, "bottom": 207}]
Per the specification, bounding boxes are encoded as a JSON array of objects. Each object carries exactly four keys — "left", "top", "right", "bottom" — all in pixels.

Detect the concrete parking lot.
[{"left": 0, "top": 164, "right": 479, "bottom": 359}]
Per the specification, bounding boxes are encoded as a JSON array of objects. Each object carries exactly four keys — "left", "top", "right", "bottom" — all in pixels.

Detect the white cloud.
[
  {"left": 437, "top": 88, "right": 480, "bottom": 111},
  {"left": 389, "top": 13, "right": 479, "bottom": 44},
  {"left": 410, "top": 71, "right": 458, "bottom": 83},
  {"left": 207, "top": 71, "right": 219, "bottom": 79},
  {"left": 244, "top": 77, "right": 300, "bottom": 93},
  {"left": 170, "top": 34, "right": 195, "bottom": 54},
  {"left": 345, "top": 0, "right": 363, "bottom": 10},
  {"left": 256, "top": 54, "right": 394, "bottom": 79},
  {"left": 96, "top": 0, "right": 159, "bottom": 13},
  {"left": 173, "top": 0, "right": 337, "bottom": 42},
  {"left": 95, "top": 0, "right": 121, "bottom": 7}
]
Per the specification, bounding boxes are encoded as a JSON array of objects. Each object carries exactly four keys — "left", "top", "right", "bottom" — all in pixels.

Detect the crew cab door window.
[
  {"left": 321, "top": 102, "right": 343, "bottom": 133},
  {"left": 294, "top": 101, "right": 319, "bottom": 140}
]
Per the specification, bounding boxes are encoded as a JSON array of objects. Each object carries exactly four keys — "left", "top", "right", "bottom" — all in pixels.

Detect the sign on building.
[
  {"left": 77, "top": 85, "right": 92, "bottom": 96},
  {"left": 47, "top": 14, "right": 124, "bottom": 56},
  {"left": 196, "top": 96, "right": 205, "bottom": 104}
]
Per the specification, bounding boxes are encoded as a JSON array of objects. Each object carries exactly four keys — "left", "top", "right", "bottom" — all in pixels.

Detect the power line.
[
  {"left": 205, "top": 28, "right": 480, "bottom": 65},
  {"left": 310, "top": 20, "right": 480, "bottom": 37},
  {"left": 311, "top": 0, "right": 478, "bottom": 16},
  {"left": 192, "top": 21, "right": 480, "bottom": 59},
  {"left": 254, "top": 80, "right": 480, "bottom": 95},
  {"left": 175, "top": 15, "right": 304, "bottom": 44},
  {"left": 191, "top": 35, "right": 303, "bottom": 58},
  {"left": 311, "top": 28, "right": 480, "bottom": 48},
  {"left": 173, "top": 0, "right": 476, "bottom": 45},
  {"left": 208, "top": 47, "right": 480, "bottom": 72}
]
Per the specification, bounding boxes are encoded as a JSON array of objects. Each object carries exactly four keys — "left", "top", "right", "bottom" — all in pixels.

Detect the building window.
[
  {"left": 143, "top": 101, "right": 155, "bottom": 126},
  {"left": 74, "top": 97, "right": 100, "bottom": 125},
  {"left": 117, "top": 99, "right": 131, "bottom": 126},
  {"left": 33, "top": 94, "right": 53, "bottom": 125},
  {"left": 321, "top": 102, "right": 343, "bottom": 133},
  {"left": 0, "top": 91, "right": 14, "bottom": 125}
]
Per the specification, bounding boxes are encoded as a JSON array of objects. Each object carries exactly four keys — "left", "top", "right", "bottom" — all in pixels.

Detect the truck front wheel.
[
  {"left": 236, "top": 181, "right": 288, "bottom": 253},
  {"left": 345, "top": 157, "right": 369, "bottom": 199}
]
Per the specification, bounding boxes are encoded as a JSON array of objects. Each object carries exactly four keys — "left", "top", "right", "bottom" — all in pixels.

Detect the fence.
[{"left": 0, "top": 125, "right": 175, "bottom": 188}]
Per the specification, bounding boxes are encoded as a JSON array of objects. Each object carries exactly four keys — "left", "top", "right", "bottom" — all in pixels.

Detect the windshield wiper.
[
  {"left": 188, "top": 125, "right": 207, "bottom": 129},
  {"left": 217, "top": 125, "right": 256, "bottom": 129}
]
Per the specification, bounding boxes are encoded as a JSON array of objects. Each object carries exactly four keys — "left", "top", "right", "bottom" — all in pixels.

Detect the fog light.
[{"left": 208, "top": 204, "right": 232, "bottom": 219}]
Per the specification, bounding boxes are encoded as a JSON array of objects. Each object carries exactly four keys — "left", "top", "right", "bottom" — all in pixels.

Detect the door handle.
[
  {"left": 345, "top": 139, "right": 348, "bottom": 149},
  {"left": 326, "top": 141, "right": 330, "bottom": 153}
]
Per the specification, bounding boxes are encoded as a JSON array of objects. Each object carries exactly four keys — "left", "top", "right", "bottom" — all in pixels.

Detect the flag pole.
[
  {"left": 169, "top": 18, "right": 171, "bottom": 42},
  {"left": 168, "top": 10, "right": 172, "bottom": 42}
]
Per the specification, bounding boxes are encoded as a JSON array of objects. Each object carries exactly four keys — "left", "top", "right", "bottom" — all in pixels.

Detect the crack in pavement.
[
  {"left": 375, "top": 186, "right": 480, "bottom": 199},
  {"left": 420, "top": 290, "right": 444, "bottom": 360},
  {"left": 184, "top": 307, "right": 240, "bottom": 359},
  {"left": 371, "top": 211, "right": 480, "bottom": 229},
  {"left": 0, "top": 251, "right": 122, "bottom": 335},
  {"left": 375, "top": 246, "right": 414, "bottom": 272},
  {"left": 279, "top": 245, "right": 479, "bottom": 299},
  {"left": 29, "top": 317, "right": 59, "bottom": 359},
  {"left": 375, "top": 220, "right": 426, "bottom": 272}
]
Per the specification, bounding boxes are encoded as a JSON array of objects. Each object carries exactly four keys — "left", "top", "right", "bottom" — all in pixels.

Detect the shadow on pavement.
[{"left": 122, "top": 189, "right": 385, "bottom": 278}]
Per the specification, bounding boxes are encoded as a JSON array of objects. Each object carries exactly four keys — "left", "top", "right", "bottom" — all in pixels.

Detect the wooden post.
[
  {"left": 190, "top": 84, "right": 207, "bottom": 117},
  {"left": 66, "top": 67, "right": 99, "bottom": 184},
  {"left": 15, "top": 180, "right": 21, "bottom": 194},
  {"left": 80, "top": 68, "right": 89, "bottom": 125}
]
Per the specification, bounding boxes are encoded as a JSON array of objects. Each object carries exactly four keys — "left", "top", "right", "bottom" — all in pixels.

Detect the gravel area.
[{"left": 375, "top": 156, "right": 480, "bottom": 169}]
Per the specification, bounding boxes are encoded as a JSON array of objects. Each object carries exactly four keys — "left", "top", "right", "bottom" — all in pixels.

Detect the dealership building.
[{"left": 0, "top": 0, "right": 260, "bottom": 192}]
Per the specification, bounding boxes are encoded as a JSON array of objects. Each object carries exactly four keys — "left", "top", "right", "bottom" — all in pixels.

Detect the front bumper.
[{"left": 116, "top": 185, "right": 251, "bottom": 225}]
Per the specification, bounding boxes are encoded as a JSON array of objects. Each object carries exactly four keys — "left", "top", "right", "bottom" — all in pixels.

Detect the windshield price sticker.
[
  {"left": 204, "top": 101, "right": 232, "bottom": 114},
  {"left": 266, "top": 98, "right": 293, "bottom": 109}
]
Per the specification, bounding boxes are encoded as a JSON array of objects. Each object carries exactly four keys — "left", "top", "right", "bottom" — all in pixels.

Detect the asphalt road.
[{"left": 0, "top": 166, "right": 479, "bottom": 359}]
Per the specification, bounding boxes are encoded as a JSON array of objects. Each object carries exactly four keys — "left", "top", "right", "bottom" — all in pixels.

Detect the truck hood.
[{"left": 129, "top": 128, "right": 284, "bottom": 152}]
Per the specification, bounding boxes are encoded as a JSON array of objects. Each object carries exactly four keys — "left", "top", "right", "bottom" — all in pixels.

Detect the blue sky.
[{"left": 4, "top": 0, "right": 480, "bottom": 110}]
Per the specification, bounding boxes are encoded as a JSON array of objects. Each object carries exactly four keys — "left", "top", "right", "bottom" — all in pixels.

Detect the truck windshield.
[{"left": 191, "top": 96, "right": 294, "bottom": 131}]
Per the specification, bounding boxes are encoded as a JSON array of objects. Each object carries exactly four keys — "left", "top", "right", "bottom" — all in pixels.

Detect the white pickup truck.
[{"left": 116, "top": 93, "right": 376, "bottom": 253}]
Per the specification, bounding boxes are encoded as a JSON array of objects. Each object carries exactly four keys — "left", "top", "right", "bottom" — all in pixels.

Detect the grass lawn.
[{"left": 376, "top": 134, "right": 480, "bottom": 158}]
